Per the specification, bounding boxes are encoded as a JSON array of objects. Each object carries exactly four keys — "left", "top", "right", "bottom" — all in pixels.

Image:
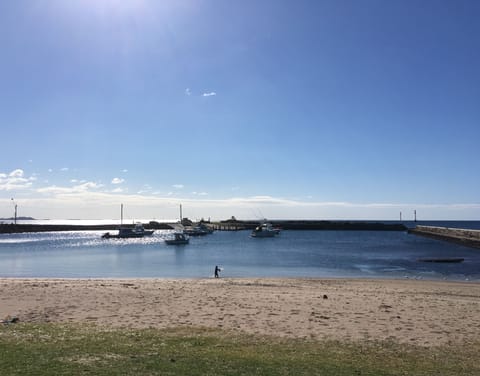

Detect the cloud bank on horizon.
[
  {"left": 1, "top": 168, "right": 479, "bottom": 221},
  {"left": 1, "top": 1, "right": 479, "bottom": 220}
]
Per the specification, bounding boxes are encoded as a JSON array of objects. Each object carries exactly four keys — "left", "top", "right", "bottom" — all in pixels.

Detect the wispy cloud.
[
  {"left": 202, "top": 92, "right": 216, "bottom": 97},
  {"left": 9, "top": 169, "right": 24, "bottom": 178},
  {"left": 122, "top": 169, "right": 128, "bottom": 173},
  {"left": 111, "top": 178, "right": 124, "bottom": 184},
  {"left": 37, "top": 181, "right": 103, "bottom": 195},
  {"left": 60, "top": 167, "right": 69, "bottom": 172},
  {"left": 192, "top": 191, "right": 208, "bottom": 196},
  {"left": 172, "top": 184, "right": 184, "bottom": 189},
  {"left": 0, "top": 169, "right": 36, "bottom": 191},
  {"left": 185, "top": 88, "right": 192, "bottom": 96}
]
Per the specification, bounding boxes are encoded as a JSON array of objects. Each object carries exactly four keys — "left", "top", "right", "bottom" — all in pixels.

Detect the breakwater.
[
  {"left": 0, "top": 222, "right": 172, "bottom": 234},
  {"left": 213, "top": 220, "right": 407, "bottom": 231},
  {"left": 408, "top": 225, "right": 480, "bottom": 249},
  {"left": 0, "top": 220, "right": 408, "bottom": 234}
]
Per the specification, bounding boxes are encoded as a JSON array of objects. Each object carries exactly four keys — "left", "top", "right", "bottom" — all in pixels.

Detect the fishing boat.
[
  {"left": 165, "top": 232, "right": 189, "bottom": 245},
  {"left": 101, "top": 204, "right": 154, "bottom": 239},
  {"left": 183, "top": 223, "right": 214, "bottom": 236},
  {"left": 102, "top": 222, "right": 154, "bottom": 239},
  {"left": 251, "top": 222, "right": 279, "bottom": 238}
]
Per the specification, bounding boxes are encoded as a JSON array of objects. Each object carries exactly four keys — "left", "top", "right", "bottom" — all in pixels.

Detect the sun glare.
[
  {"left": 86, "top": 0, "right": 148, "bottom": 13},
  {"left": 58, "top": 0, "right": 150, "bottom": 18}
]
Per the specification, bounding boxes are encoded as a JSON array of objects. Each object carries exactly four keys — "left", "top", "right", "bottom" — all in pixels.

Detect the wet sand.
[{"left": 1, "top": 278, "right": 479, "bottom": 347}]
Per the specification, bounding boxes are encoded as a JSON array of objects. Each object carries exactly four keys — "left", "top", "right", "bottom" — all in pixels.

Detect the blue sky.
[{"left": 1, "top": 0, "right": 479, "bottom": 220}]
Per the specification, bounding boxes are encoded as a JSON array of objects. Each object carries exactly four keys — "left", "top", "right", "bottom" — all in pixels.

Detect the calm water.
[{"left": 1, "top": 224, "right": 479, "bottom": 281}]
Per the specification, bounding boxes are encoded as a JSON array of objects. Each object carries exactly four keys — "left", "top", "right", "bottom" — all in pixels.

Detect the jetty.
[{"left": 408, "top": 225, "right": 480, "bottom": 249}]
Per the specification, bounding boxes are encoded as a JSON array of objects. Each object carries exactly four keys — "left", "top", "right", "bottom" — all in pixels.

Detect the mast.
[
  {"left": 121, "top": 203, "right": 124, "bottom": 226},
  {"left": 179, "top": 204, "right": 183, "bottom": 223},
  {"left": 11, "top": 198, "right": 17, "bottom": 225}
]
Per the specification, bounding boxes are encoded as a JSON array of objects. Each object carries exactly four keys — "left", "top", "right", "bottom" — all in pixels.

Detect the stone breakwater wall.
[
  {"left": 0, "top": 222, "right": 172, "bottom": 234},
  {"left": 408, "top": 225, "right": 480, "bottom": 249}
]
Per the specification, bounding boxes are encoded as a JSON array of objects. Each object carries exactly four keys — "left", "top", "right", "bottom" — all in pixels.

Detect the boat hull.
[{"left": 251, "top": 231, "right": 276, "bottom": 238}]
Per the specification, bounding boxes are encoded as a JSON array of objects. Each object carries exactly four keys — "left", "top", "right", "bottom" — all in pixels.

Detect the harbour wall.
[
  {"left": 0, "top": 222, "right": 173, "bottom": 234},
  {"left": 212, "top": 220, "right": 407, "bottom": 231},
  {"left": 408, "top": 225, "right": 480, "bottom": 249},
  {"left": 0, "top": 221, "right": 407, "bottom": 234}
]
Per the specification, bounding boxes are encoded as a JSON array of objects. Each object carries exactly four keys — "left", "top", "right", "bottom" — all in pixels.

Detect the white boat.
[
  {"left": 165, "top": 232, "right": 189, "bottom": 245},
  {"left": 101, "top": 205, "right": 154, "bottom": 239},
  {"left": 184, "top": 223, "right": 214, "bottom": 236},
  {"left": 250, "top": 222, "right": 280, "bottom": 238},
  {"left": 102, "top": 222, "right": 154, "bottom": 239}
]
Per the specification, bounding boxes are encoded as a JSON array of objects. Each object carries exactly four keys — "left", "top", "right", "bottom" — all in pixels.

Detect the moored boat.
[
  {"left": 165, "top": 232, "right": 189, "bottom": 245},
  {"left": 183, "top": 223, "right": 214, "bottom": 236},
  {"left": 251, "top": 222, "right": 279, "bottom": 238},
  {"left": 102, "top": 222, "right": 154, "bottom": 239}
]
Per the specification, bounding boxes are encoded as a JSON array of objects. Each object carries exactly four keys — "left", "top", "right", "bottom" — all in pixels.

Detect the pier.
[
  {"left": 210, "top": 223, "right": 247, "bottom": 231},
  {"left": 408, "top": 225, "right": 480, "bottom": 249}
]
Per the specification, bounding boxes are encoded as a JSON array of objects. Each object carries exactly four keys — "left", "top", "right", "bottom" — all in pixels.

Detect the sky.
[{"left": 1, "top": 0, "right": 479, "bottom": 221}]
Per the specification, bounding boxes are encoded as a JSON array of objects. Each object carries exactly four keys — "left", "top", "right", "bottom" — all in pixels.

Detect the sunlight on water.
[{"left": 1, "top": 228, "right": 479, "bottom": 280}]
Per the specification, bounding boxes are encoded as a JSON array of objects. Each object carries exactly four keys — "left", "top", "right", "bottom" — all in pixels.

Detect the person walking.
[{"left": 214, "top": 265, "right": 221, "bottom": 278}]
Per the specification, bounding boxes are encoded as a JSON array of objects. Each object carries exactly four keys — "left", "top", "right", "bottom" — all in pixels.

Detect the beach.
[{"left": 1, "top": 278, "right": 479, "bottom": 347}]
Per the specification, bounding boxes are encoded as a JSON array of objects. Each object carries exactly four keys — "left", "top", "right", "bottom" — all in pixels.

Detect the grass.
[{"left": 0, "top": 324, "right": 479, "bottom": 375}]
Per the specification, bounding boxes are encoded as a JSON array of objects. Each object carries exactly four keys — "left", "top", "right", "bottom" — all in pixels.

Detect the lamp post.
[{"left": 11, "top": 198, "right": 17, "bottom": 225}]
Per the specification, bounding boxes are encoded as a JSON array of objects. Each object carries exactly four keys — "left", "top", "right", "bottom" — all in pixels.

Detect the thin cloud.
[
  {"left": 172, "top": 184, "right": 184, "bottom": 189},
  {"left": 37, "top": 181, "right": 102, "bottom": 195},
  {"left": 0, "top": 169, "right": 35, "bottom": 191},
  {"left": 9, "top": 169, "right": 24, "bottom": 178},
  {"left": 60, "top": 167, "right": 69, "bottom": 172},
  {"left": 185, "top": 88, "right": 192, "bottom": 96},
  {"left": 202, "top": 92, "right": 216, "bottom": 97},
  {"left": 111, "top": 178, "right": 124, "bottom": 184}
]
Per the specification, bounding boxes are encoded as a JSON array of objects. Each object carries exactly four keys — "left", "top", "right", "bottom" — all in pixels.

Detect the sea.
[{"left": 1, "top": 220, "right": 479, "bottom": 281}]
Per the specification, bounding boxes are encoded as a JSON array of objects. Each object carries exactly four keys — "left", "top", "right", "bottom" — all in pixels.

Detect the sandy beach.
[{"left": 1, "top": 278, "right": 479, "bottom": 347}]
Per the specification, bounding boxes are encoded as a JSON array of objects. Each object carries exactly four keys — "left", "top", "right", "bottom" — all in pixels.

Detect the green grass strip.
[{"left": 1, "top": 324, "right": 478, "bottom": 375}]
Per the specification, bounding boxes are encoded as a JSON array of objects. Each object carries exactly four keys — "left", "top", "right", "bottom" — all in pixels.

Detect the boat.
[
  {"left": 417, "top": 257, "right": 464, "bottom": 263},
  {"left": 250, "top": 222, "right": 279, "bottom": 238},
  {"left": 165, "top": 232, "right": 189, "bottom": 245},
  {"left": 101, "top": 204, "right": 154, "bottom": 239},
  {"left": 102, "top": 222, "right": 154, "bottom": 239},
  {"left": 183, "top": 223, "right": 214, "bottom": 236}
]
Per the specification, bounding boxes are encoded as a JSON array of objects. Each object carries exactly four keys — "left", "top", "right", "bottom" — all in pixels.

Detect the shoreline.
[{"left": 2, "top": 277, "right": 479, "bottom": 347}]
